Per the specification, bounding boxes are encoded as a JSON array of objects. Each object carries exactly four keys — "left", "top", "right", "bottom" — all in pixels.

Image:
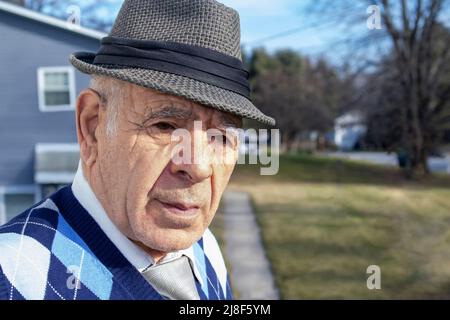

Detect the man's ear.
[{"left": 76, "top": 89, "right": 101, "bottom": 168}]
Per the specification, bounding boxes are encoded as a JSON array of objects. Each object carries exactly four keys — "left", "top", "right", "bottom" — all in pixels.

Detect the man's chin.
[{"left": 135, "top": 228, "right": 202, "bottom": 253}]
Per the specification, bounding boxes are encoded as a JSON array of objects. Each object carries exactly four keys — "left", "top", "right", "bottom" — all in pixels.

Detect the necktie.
[{"left": 141, "top": 255, "right": 200, "bottom": 300}]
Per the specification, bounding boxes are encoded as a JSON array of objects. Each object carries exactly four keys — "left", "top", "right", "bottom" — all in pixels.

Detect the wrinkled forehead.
[{"left": 128, "top": 83, "right": 243, "bottom": 128}]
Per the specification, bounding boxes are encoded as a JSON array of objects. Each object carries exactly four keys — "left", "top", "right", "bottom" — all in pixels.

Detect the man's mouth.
[{"left": 156, "top": 199, "right": 201, "bottom": 217}]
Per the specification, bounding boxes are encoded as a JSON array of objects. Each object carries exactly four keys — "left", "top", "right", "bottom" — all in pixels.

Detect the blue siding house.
[{"left": 0, "top": 1, "right": 106, "bottom": 224}]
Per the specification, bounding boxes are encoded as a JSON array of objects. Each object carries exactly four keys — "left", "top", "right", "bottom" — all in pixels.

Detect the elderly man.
[{"left": 0, "top": 0, "right": 274, "bottom": 300}]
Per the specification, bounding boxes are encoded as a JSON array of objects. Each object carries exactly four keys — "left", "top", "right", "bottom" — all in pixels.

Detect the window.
[
  {"left": 37, "top": 66, "right": 76, "bottom": 112},
  {"left": 0, "top": 186, "right": 37, "bottom": 225},
  {"left": 34, "top": 143, "right": 80, "bottom": 185}
]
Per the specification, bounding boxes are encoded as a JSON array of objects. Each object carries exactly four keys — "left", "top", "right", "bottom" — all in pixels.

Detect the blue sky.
[
  {"left": 21, "top": 0, "right": 449, "bottom": 65},
  {"left": 41, "top": 0, "right": 353, "bottom": 57},
  {"left": 220, "top": 0, "right": 332, "bottom": 53},
  {"left": 23, "top": 0, "right": 388, "bottom": 64},
  {"left": 92, "top": 0, "right": 341, "bottom": 54},
  {"left": 219, "top": 0, "right": 381, "bottom": 67}
]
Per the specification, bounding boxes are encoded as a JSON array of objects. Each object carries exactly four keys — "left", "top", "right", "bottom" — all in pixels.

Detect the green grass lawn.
[{"left": 226, "top": 153, "right": 450, "bottom": 299}]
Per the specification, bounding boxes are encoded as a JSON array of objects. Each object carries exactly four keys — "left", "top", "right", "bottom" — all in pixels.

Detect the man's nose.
[{"left": 169, "top": 128, "right": 212, "bottom": 183}]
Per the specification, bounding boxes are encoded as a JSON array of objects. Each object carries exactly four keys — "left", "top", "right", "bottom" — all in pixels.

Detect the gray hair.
[{"left": 89, "top": 75, "right": 125, "bottom": 137}]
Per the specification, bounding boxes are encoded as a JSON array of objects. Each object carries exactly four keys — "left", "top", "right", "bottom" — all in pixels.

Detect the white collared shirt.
[{"left": 71, "top": 161, "right": 203, "bottom": 285}]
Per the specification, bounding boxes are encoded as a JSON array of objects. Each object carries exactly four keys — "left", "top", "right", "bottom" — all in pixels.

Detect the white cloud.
[{"left": 218, "top": 0, "right": 295, "bottom": 16}]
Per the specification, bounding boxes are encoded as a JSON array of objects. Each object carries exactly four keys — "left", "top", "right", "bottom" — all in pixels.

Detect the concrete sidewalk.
[{"left": 222, "top": 191, "right": 279, "bottom": 300}]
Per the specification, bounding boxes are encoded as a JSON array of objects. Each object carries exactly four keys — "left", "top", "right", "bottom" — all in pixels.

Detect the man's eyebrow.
[
  {"left": 142, "top": 104, "right": 242, "bottom": 128},
  {"left": 144, "top": 105, "right": 193, "bottom": 121},
  {"left": 217, "top": 113, "right": 242, "bottom": 129}
]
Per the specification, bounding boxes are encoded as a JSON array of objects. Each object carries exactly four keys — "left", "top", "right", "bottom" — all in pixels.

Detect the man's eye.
[
  {"left": 211, "top": 134, "right": 233, "bottom": 147},
  {"left": 153, "top": 122, "right": 176, "bottom": 131}
]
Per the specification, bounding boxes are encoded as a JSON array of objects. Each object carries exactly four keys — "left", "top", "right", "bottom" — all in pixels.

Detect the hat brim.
[{"left": 70, "top": 52, "right": 275, "bottom": 126}]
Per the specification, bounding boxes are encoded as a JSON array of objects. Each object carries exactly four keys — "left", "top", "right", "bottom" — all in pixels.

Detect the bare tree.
[
  {"left": 308, "top": 0, "right": 450, "bottom": 178},
  {"left": 375, "top": 0, "right": 450, "bottom": 177}
]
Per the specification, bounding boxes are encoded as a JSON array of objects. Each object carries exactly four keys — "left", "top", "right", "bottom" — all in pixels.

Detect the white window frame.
[
  {"left": 0, "top": 185, "right": 39, "bottom": 225},
  {"left": 37, "top": 66, "right": 76, "bottom": 112}
]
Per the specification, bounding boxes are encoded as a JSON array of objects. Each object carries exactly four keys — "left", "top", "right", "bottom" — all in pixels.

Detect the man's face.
[{"left": 85, "top": 82, "right": 240, "bottom": 253}]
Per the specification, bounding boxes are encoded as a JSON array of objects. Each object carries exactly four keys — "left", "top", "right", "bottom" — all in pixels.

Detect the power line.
[
  {"left": 243, "top": 26, "right": 307, "bottom": 46},
  {"left": 242, "top": 17, "right": 350, "bottom": 47}
]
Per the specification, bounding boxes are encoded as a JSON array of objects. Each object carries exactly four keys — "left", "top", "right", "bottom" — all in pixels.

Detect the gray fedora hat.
[{"left": 70, "top": 0, "right": 275, "bottom": 126}]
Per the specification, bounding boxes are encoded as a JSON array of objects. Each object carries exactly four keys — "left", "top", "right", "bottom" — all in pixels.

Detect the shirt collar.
[{"left": 71, "top": 161, "right": 204, "bottom": 286}]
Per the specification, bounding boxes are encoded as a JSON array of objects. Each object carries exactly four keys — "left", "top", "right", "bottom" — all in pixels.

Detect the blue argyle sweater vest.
[{"left": 0, "top": 186, "right": 232, "bottom": 300}]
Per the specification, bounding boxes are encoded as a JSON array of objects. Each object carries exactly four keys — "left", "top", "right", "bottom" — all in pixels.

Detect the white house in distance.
[{"left": 334, "top": 111, "right": 367, "bottom": 151}]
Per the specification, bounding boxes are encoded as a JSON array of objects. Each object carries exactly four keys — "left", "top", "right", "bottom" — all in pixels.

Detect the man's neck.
[{"left": 131, "top": 240, "right": 167, "bottom": 264}]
